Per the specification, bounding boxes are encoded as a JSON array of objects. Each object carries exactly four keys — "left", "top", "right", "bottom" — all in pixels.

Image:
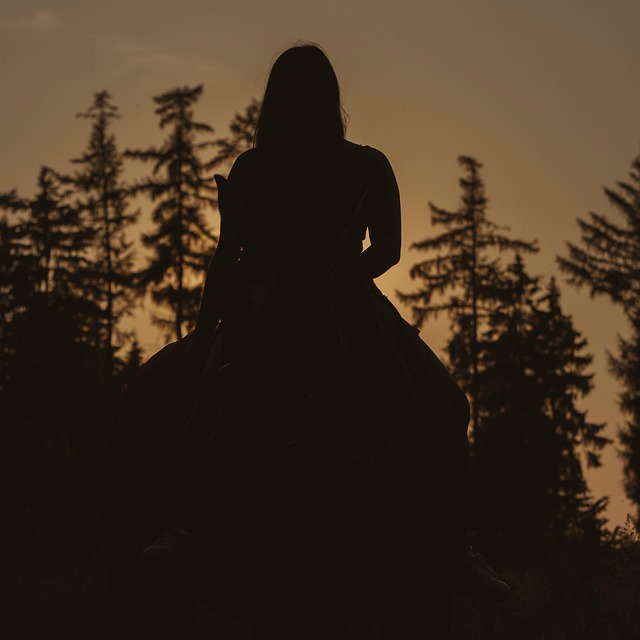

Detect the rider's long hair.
[
  {"left": 255, "top": 42, "right": 348, "bottom": 152},
  {"left": 254, "top": 43, "right": 350, "bottom": 204}
]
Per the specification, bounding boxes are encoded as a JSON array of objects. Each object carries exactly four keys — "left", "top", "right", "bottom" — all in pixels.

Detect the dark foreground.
[{"left": 1, "top": 435, "right": 639, "bottom": 640}]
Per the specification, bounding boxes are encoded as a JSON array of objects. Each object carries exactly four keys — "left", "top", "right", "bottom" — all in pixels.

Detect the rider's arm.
[
  {"left": 191, "top": 152, "right": 254, "bottom": 343},
  {"left": 359, "top": 147, "right": 402, "bottom": 280},
  {"left": 192, "top": 216, "right": 240, "bottom": 342}
]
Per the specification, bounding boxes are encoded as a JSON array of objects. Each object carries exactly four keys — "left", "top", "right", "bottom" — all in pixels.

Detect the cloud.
[
  {"left": 114, "top": 41, "right": 183, "bottom": 67},
  {"left": 0, "top": 10, "right": 63, "bottom": 31},
  {"left": 92, "top": 33, "right": 214, "bottom": 74}
]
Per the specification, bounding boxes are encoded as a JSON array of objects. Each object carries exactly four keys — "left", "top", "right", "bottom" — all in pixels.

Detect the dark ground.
[
  {"left": 2, "top": 431, "right": 639, "bottom": 639},
  {"left": 0, "top": 434, "right": 384, "bottom": 639}
]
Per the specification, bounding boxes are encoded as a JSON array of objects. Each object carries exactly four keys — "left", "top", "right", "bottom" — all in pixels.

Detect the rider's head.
[{"left": 255, "top": 42, "right": 348, "bottom": 152}]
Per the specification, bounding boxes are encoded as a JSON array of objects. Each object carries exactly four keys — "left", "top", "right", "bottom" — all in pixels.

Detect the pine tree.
[
  {"left": 207, "top": 98, "right": 260, "bottom": 170},
  {"left": 17, "top": 167, "right": 96, "bottom": 321},
  {"left": 472, "top": 254, "right": 545, "bottom": 546},
  {"left": 533, "top": 279, "right": 609, "bottom": 543},
  {"left": 557, "top": 152, "right": 640, "bottom": 523},
  {"left": 473, "top": 258, "right": 608, "bottom": 551},
  {"left": 69, "top": 90, "right": 139, "bottom": 398},
  {"left": 126, "top": 84, "right": 217, "bottom": 341},
  {"left": 397, "top": 155, "right": 538, "bottom": 434},
  {"left": 0, "top": 205, "right": 29, "bottom": 443},
  {"left": 610, "top": 316, "right": 640, "bottom": 521},
  {"left": 0, "top": 167, "right": 103, "bottom": 438},
  {"left": 113, "top": 336, "right": 143, "bottom": 402}
]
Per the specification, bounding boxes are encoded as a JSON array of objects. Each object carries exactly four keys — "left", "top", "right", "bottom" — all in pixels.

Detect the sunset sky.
[{"left": 2, "top": 1, "right": 639, "bottom": 529}]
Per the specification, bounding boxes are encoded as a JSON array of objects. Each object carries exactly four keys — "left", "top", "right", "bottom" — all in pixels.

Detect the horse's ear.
[{"left": 215, "top": 174, "right": 251, "bottom": 244}]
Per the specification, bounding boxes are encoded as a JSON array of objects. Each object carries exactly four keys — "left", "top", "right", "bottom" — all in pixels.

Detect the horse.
[{"left": 101, "top": 175, "right": 471, "bottom": 639}]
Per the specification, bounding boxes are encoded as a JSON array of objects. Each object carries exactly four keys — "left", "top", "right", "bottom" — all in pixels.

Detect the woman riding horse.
[{"left": 105, "top": 42, "right": 510, "bottom": 640}]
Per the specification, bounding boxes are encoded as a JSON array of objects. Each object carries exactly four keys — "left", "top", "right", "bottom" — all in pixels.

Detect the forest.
[{"left": 1, "top": 86, "right": 639, "bottom": 639}]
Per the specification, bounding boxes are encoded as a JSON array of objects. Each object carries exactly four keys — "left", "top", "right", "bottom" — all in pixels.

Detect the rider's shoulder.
[
  {"left": 344, "top": 140, "right": 395, "bottom": 177},
  {"left": 345, "top": 139, "right": 391, "bottom": 162}
]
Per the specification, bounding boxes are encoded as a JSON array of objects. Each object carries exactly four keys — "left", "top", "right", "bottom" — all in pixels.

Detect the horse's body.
[{"left": 101, "top": 175, "right": 471, "bottom": 639}]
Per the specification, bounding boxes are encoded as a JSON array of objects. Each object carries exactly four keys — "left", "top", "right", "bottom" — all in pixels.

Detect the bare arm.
[
  {"left": 191, "top": 152, "right": 254, "bottom": 345},
  {"left": 359, "top": 147, "right": 402, "bottom": 280},
  {"left": 192, "top": 216, "right": 240, "bottom": 343}
]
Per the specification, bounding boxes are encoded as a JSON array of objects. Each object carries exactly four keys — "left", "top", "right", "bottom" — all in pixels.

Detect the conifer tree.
[
  {"left": 0, "top": 192, "right": 29, "bottom": 322},
  {"left": 69, "top": 90, "right": 139, "bottom": 397},
  {"left": 113, "top": 336, "right": 143, "bottom": 401},
  {"left": 612, "top": 317, "right": 640, "bottom": 522},
  {"left": 0, "top": 206, "right": 29, "bottom": 439},
  {"left": 0, "top": 167, "right": 102, "bottom": 436},
  {"left": 557, "top": 152, "right": 640, "bottom": 522},
  {"left": 0, "top": 215, "right": 18, "bottom": 368},
  {"left": 472, "top": 254, "right": 544, "bottom": 544},
  {"left": 397, "top": 155, "right": 538, "bottom": 433},
  {"left": 208, "top": 98, "right": 260, "bottom": 170},
  {"left": 16, "top": 168, "right": 95, "bottom": 314},
  {"left": 532, "top": 278, "right": 609, "bottom": 542},
  {"left": 474, "top": 258, "right": 608, "bottom": 549},
  {"left": 126, "top": 84, "right": 217, "bottom": 341}
]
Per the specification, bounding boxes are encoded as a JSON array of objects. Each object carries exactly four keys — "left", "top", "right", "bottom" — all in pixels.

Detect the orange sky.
[{"left": 2, "top": 1, "right": 639, "bottom": 529}]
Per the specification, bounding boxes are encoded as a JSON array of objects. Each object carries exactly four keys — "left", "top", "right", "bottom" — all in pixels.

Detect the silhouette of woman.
[{"left": 115, "top": 42, "right": 510, "bottom": 639}]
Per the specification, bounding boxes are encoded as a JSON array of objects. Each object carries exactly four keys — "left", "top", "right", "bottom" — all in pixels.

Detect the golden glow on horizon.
[{"left": 2, "top": 0, "right": 639, "bottom": 529}]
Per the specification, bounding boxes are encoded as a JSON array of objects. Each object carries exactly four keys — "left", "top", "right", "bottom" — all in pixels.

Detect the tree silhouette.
[
  {"left": 69, "top": 90, "right": 139, "bottom": 401},
  {"left": 397, "top": 155, "right": 538, "bottom": 434},
  {"left": 0, "top": 206, "right": 27, "bottom": 443},
  {"left": 0, "top": 167, "right": 103, "bottom": 438},
  {"left": 473, "top": 257, "right": 609, "bottom": 553},
  {"left": 126, "top": 84, "right": 217, "bottom": 341},
  {"left": 557, "top": 152, "right": 640, "bottom": 523},
  {"left": 531, "top": 279, "right": 609, "bottom": 542},
  {"left": 207, "top": 98, "right": 260, "bottom": 170}
]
